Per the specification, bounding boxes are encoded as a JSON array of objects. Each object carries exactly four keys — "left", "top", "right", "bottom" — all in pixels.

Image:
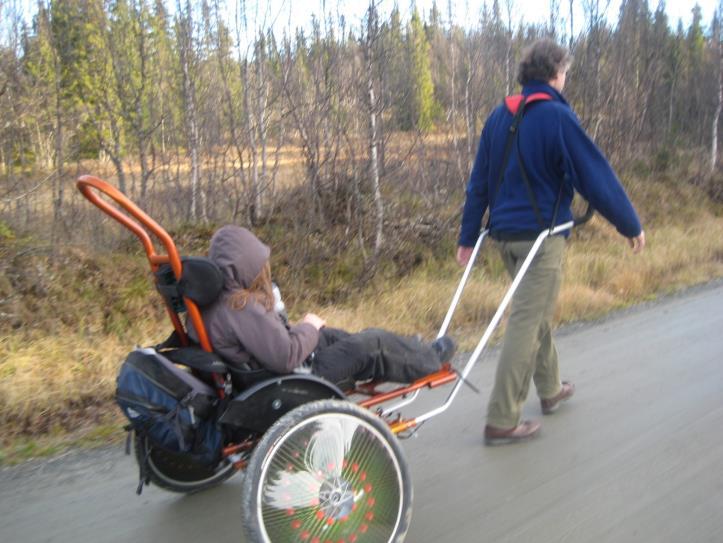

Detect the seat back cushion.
[{"left": 155, "top": 256, "right": 223, "bottom": 310}]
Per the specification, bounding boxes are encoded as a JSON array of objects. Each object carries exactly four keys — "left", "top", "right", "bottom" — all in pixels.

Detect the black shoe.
[{"left": 431, "top": 336, "right": 456, "bottom": 363}]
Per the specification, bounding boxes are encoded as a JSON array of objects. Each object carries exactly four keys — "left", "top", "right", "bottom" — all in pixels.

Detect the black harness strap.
[
  {"left": 488, "top": 93, "right": 564, "bottom": 235},
  {"left": 486, "top": 99, "right": 528, "bottom": 229}
]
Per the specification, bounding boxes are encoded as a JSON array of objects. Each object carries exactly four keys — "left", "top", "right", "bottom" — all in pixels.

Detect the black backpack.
[{"left": 116, "top": 348, "right": 223, "bottom": 467}]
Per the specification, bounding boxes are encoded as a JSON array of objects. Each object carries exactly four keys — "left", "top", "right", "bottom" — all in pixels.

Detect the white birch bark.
[
  {"left": 448, "top": 0, "right": 462, "bottom": 178},
  {"left": 242, "top": 59, "right": 259, "bottom": 223},
  {"left": 569, "top": 0, "right": 574, "bottom": 47},
  {"left": 712, "top": 19, "right": 722, "bottom": 175},
  {"left": 464, "top": 48, "right": 474, "bottom": 168},
  {"left": 366, "top": 2, "right": 383, "bottom": 257},
  {"left": 177, "top": 0, "right": 203, "bottom": 221},
  {"left": 504, "top": 0, "right": 513, "bottom": 96}
]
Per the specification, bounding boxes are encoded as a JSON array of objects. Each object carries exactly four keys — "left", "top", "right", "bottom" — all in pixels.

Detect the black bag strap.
[
  {"left": 486, "top": 98, "right": 528, "bottom": 229},
  {"left": 487, "top": 94, "right": 564, "bottom": 233}
]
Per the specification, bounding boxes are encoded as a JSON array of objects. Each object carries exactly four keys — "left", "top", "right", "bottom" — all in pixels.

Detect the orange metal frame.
[
  {"left": 77, "top": 175, "right": 227, "bottom": 397},
  {"left": 77, "top": 175, "right": 459, "bottom": 433}
]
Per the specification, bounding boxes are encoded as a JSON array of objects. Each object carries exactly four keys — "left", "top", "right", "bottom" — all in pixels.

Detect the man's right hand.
[
  {"left": 302, "top": 313, "right": 326, "bottom": 330},
  {"left": 456, "top": 246, "right": 474, "bottom": 267}
]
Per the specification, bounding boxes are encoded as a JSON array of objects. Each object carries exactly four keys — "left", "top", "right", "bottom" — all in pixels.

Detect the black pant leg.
[
  {"left": 311, "top": 329, "right": 380, "bottom": 385},
  {"left": 361, "top": 329, "right": 442, "bottom": 382},
  {"left": 311, "top": 328, "right": 441, "bottom": 385},
  {"left": 316, "top": 327, "right": 352, "bottom": 349}
]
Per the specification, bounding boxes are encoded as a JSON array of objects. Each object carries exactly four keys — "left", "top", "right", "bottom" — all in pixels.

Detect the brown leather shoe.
[
  {"left": 484, "top": 420, "right": 541, "bottom": 446},
  {"left": 540, "top": 381, "right": 575, "bottom": 415}
]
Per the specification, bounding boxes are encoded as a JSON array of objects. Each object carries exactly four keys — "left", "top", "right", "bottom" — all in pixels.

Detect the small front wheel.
[{"left": 242, "top": 399, "right": 412, "bottom": 543}]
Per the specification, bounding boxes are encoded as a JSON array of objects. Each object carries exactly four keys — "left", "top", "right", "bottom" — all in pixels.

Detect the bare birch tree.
[
  {"left": 107, "top": 0, "right": 159, "bottom": 199},
  {"left": 504, "top": 0, "right": 513, "bottom": 95},
  {"left": 447, "top": 0, "right": 464, "bottom": 179},
  {"left": 712, "top": 2, "right": 722, "bottom": 174},
  {"left": 569, "top": 0, "right": 574, "bottom": 47},
  {"left": 176, "top": 0, "right": 204, "bottom": 221},
  {"left": 364, "top": 1, "right": 383, "bottom": 257}
]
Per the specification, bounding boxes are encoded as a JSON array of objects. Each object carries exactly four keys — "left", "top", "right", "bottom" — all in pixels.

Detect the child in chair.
[{"left": 187, "top": 225, "right": 455, "bottom": 387}]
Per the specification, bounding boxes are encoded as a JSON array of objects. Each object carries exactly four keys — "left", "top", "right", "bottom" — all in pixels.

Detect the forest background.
[{"left": 0, "top": 0, "right": 722, "bottom": 462}]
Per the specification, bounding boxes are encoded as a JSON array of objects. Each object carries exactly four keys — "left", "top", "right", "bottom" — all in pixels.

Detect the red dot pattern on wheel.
[
  {"left": 242, "top": 400, "right": 412, "bottom": 543},
  {"left": 255, "top": 412, "right": 404, "bottom": 542}
]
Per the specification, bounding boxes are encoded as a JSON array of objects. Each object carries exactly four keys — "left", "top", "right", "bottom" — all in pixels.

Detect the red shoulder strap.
[{"left": 504, "top": 92, "right": 552, "bottom": 114}]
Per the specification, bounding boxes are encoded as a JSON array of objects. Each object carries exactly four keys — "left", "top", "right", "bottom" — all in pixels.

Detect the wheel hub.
[{"left": 318, "top": 477, "right": 354, "bottom": 520}]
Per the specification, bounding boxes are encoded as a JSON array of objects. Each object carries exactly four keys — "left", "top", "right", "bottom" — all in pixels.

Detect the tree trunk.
[
  {"left": 242, "top": 60, "right": 259, "bottom": 224},
  {"left": 448, "top": 0, "right": 462, "bottom": 179},
  {"left": 504, "top": 0, "right": 513, "bottom": 96},
  {"left": 257, "top": 43, "right": 269, "bottom": 223},
  {"left": 52, "top": 49, "right": 64, "bottom": 229},
  {"left": 178, "top": 0, "right": 203, "bottom": 222},
  {"left": 667, "top": 74, "right": 676, "bottom": 136},
  {"left": 712, "top": 24, "right": 722, "bottom": 175},
  {"left": 110, "top": 114, "right": 126, "bottom": 193},
  {"left": 569, "top": 0, "right": 574, "bottom": 47},
  {"left": 135, "top": 8, "right": 152, "bottom": 199},
  {"left": 366, "top": 3, "right": 383, "bottom": 257},
  {"left": 465, "top": 49, "right": 474, "bottom": 169}
]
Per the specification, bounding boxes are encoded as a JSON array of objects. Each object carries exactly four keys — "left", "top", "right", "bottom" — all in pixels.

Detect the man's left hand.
[{"left": 628, "top": 231, "right": 646, "bottom": 254}]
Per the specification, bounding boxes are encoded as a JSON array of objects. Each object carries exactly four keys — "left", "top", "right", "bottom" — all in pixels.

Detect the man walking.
[{"left": 457, "top": 39, "right": 645, "bottom": 445}]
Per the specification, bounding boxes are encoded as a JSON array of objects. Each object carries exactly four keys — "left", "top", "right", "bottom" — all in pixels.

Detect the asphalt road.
[{"left": 2, "top": 281, "right": 722, "bottom": 543}]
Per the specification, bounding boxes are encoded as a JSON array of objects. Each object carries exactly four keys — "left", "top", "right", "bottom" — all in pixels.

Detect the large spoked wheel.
[
  {"left": 134, "top": 433, "right": 239, "bottom": 494},
  {"left": 242, "top": 399, "right": 412, "bottom": 543}
]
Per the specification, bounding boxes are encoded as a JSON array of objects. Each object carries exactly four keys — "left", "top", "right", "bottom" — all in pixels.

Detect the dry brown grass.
[
  {"left": 314, "top": 212, "right": 723, "bottom": 350},
  {"left": 0, "top": 325, "right": 166, "bottom": 437},
  {"left": 2, "top": 213, "right": 722, "bottom": 445},
  {"left": 559, "top": 213, "right": 723, "bottom": 319}
]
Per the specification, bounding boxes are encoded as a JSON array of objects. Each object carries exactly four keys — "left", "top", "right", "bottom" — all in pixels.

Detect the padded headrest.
[
  {"left": 156, "top": 257, "right": 224, "bottom": 308},
  {"left": 178, "top": 257, "right": 224, "bottom": 306}
]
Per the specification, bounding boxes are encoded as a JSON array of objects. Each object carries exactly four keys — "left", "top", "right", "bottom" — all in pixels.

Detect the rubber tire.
[
  {"left": 241, "top": 399, "right": 413, "bottom": 543},
  {"left": 134, "top": 433, "right": 239, "bottom": 494}
]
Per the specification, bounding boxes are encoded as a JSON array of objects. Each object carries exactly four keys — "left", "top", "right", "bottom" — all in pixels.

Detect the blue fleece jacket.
[{"left": 458, "top": 82, "right": 642, "bottom": 247}]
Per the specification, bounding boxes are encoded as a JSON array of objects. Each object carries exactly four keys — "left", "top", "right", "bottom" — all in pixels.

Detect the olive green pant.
[{"left": 486, "top": 236, "right": 566, "bottom": 429}]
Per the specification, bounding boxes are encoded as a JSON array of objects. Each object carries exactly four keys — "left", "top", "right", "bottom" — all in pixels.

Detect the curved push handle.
[
  {"left": 77, "top": 175, "right": 183, "bottom": 278},
  {"left": 76, "top": 175, "right": 218, "bottom": 361},
  {"left": 573, "top": 202, "right": 594, "bottom": 226}
]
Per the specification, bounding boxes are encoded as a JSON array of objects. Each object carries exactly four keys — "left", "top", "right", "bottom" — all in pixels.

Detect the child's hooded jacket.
[{"left": 187, "top": 225, "right": 319, "bottom": 373}]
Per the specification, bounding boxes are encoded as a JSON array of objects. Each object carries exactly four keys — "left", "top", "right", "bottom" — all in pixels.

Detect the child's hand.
[{"left": 302, "top": 313, "right": 326, "bottom": 330}]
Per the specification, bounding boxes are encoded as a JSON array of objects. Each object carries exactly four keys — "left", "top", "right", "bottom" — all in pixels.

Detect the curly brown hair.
[{"left": 517, "top": 39, "right": 572, "bottom": 86}]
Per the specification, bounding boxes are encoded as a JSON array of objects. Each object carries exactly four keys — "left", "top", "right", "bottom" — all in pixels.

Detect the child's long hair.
[{"left": 228, "top": 262, "right": 274, "bottom": 312}]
